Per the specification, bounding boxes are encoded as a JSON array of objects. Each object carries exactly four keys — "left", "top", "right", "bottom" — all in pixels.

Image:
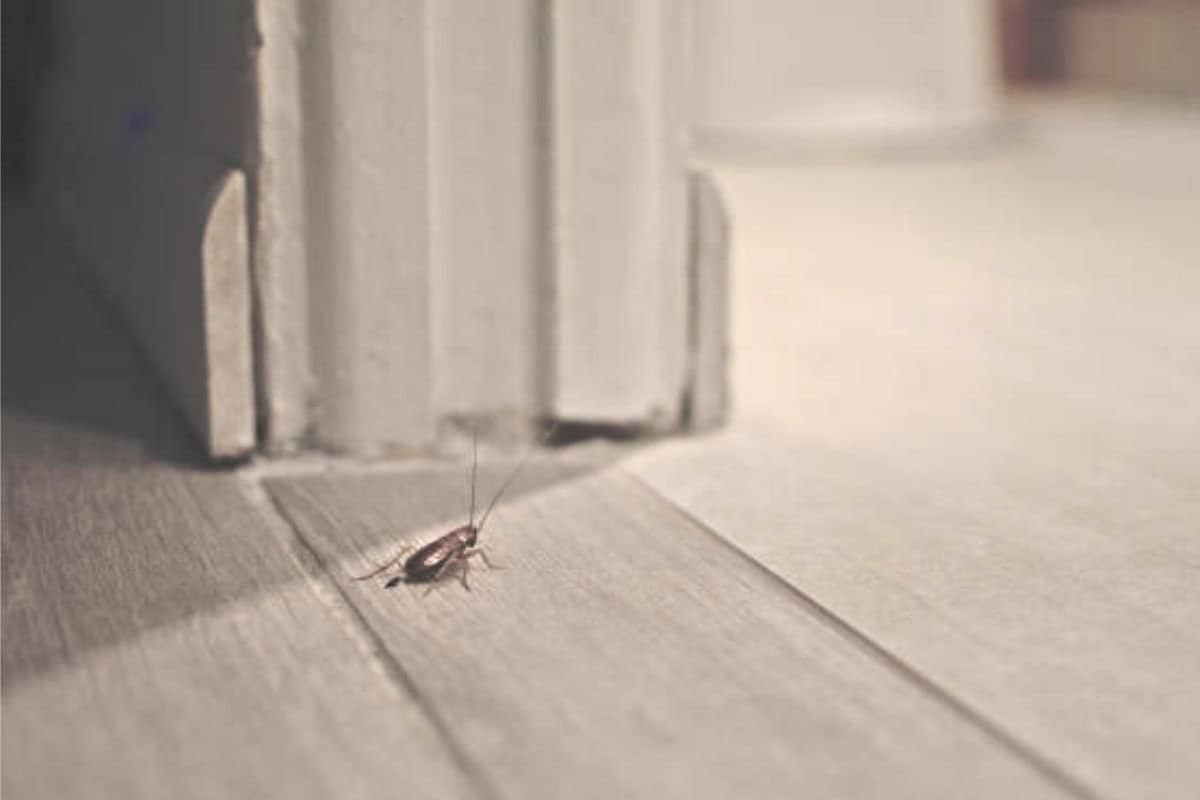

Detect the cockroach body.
[
  {"left": 353, "top": 424, "right": 555, "bottom": 592},
  {"left": 378, "top": 524, "right": 487, "bottom": 590}
]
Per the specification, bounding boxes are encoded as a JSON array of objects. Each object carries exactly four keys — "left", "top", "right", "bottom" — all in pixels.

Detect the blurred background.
[
  {"left": 694, "top": 0, "right": 1198, "bottom": 154},
  {"left": 6, "top": 1, "right": 1199, "bottom": 185},
  {"left": 3, "top": 0, "right": 1197, "bottom": 459}
]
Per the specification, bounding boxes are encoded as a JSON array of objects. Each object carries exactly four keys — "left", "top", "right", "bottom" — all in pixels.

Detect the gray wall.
[{"left": 33, "top": 0, "right": 258, "bottom": 457}]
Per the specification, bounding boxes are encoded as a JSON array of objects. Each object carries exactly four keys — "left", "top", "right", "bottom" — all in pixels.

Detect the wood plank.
[
  {"left": 628, "top": 108, "right": 1200, "bottom": 800},
  {"left": 628, "top": 429, "right": 1200, "bottom": 800},
  {"left": 265, "top": 464, "right": 1077, "bottom": 800},
  {"left": 1, "top": 467, "right": 479, "bottom": 800},
  {"left": 1, "top": 216, "right": 477, "bottom": 799}
]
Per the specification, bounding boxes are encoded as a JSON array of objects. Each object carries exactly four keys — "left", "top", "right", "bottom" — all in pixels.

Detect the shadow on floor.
[
  {"left": 2, "top": 203, "right": 208, "bottom": 467},
  {"left": 2, "top": 206, "right": 615, "bottom": 688}
]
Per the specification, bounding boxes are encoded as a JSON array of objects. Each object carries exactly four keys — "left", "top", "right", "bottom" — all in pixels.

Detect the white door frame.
[{"left": 254, "top": 0, "right": 725, "bottom": 455}]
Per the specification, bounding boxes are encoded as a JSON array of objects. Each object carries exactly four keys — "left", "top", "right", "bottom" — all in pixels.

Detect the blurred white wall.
[{"left": 690, "top": 0, "right": 1001, "bottom": 154}]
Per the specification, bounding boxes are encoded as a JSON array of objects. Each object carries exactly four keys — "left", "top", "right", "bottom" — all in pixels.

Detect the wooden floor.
[{"left": 4, "top": 95, "right": 1198, "bottom": 799}]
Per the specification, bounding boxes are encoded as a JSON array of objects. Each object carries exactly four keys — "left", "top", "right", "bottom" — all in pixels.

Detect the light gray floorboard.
[
  {"left": 628, "top": 430, "right": 1199, "bottom": 800},
  {"left": 1, "top": 213, "right": 477, "bottom": 800},
  {"left": 629, "top": 97, "right": 1200, "bottom": 800},
  {"left": 265, "top": 465, "right": 1077, "bottom": 800}
]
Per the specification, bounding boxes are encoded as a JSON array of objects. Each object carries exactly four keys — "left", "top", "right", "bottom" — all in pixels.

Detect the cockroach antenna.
[
  {"left": 467, "top": 427, "right": 478, "bottom": 528},
  {"left": 353, "top": 420, "right": 560, "bottom": 591},
  {"left": 475, "top": 420, "right": 559, "bottom": 535}
]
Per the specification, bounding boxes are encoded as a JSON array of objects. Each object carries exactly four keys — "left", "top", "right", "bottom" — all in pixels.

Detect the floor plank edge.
[
  {"left": 244, "top": 476, "right": 504, "bottom": 800},
  {"left": 618, "top": 466, "right": 1105, "bottom": 800}
]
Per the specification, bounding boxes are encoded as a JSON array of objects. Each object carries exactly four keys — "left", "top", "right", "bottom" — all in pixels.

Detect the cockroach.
[{"left": 353, "top": 423, "right": 557, "bottom": 592}]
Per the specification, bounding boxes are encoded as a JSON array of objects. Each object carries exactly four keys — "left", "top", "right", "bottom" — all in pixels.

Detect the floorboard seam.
[
  {"left": 620, "top": 467, "right": 1103, "bottom": 800},
  {"left": 243, "top": 477, "right": 504, "bottom": 800}
]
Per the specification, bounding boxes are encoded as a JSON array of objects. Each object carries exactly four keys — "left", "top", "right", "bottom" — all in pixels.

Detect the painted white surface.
[
  {"left": 254, "top": 0, "right": 313, "bottom": 450},
  {"left": 684, "top": 172, "right": 729, "bottom": 431},
  {"left": 550, "top": 0, "right": 690, "bottom": 425},
  {"left": 428, "top": 0, "right": 544, "bottom": 418},
  {"left": 304, "top": 1, "right": 435, "bottom": 454},
  {"left": 255, "top": 0, "right": 703, "bottom": 451},
  {"left": 202, "top": 172, "right": 256, "bottom": 457}
]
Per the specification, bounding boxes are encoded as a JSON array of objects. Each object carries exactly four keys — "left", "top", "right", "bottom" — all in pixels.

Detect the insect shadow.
[{"left": 353, "top": 423, "right": 558, "bottom": 593}]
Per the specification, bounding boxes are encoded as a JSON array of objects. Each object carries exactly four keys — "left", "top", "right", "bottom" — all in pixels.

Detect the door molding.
[{"left": 254, "top": 0, "right": 723, "bottom": 455}]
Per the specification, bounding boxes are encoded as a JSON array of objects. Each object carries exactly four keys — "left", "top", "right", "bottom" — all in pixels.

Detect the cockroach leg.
[
  {"left": 463, "top": 546, "right": 501, "bottom": 570},
  {"left": 458, "top": 557, "right": 472, "bottom": 591},
  {"left": 422, "top": 555, "right": 462, "bottom": 596},
  {"left": 352, "top": 545, "right": 412, "bottom": 581}
]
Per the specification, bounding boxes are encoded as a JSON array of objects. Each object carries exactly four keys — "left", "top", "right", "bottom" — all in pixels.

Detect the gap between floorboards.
[
  {"left": 235, "top": 475, "right": 503, "bottom": 800},
  {"left": 616, "top": 466, "right": 1101, "bottom": 800}
]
